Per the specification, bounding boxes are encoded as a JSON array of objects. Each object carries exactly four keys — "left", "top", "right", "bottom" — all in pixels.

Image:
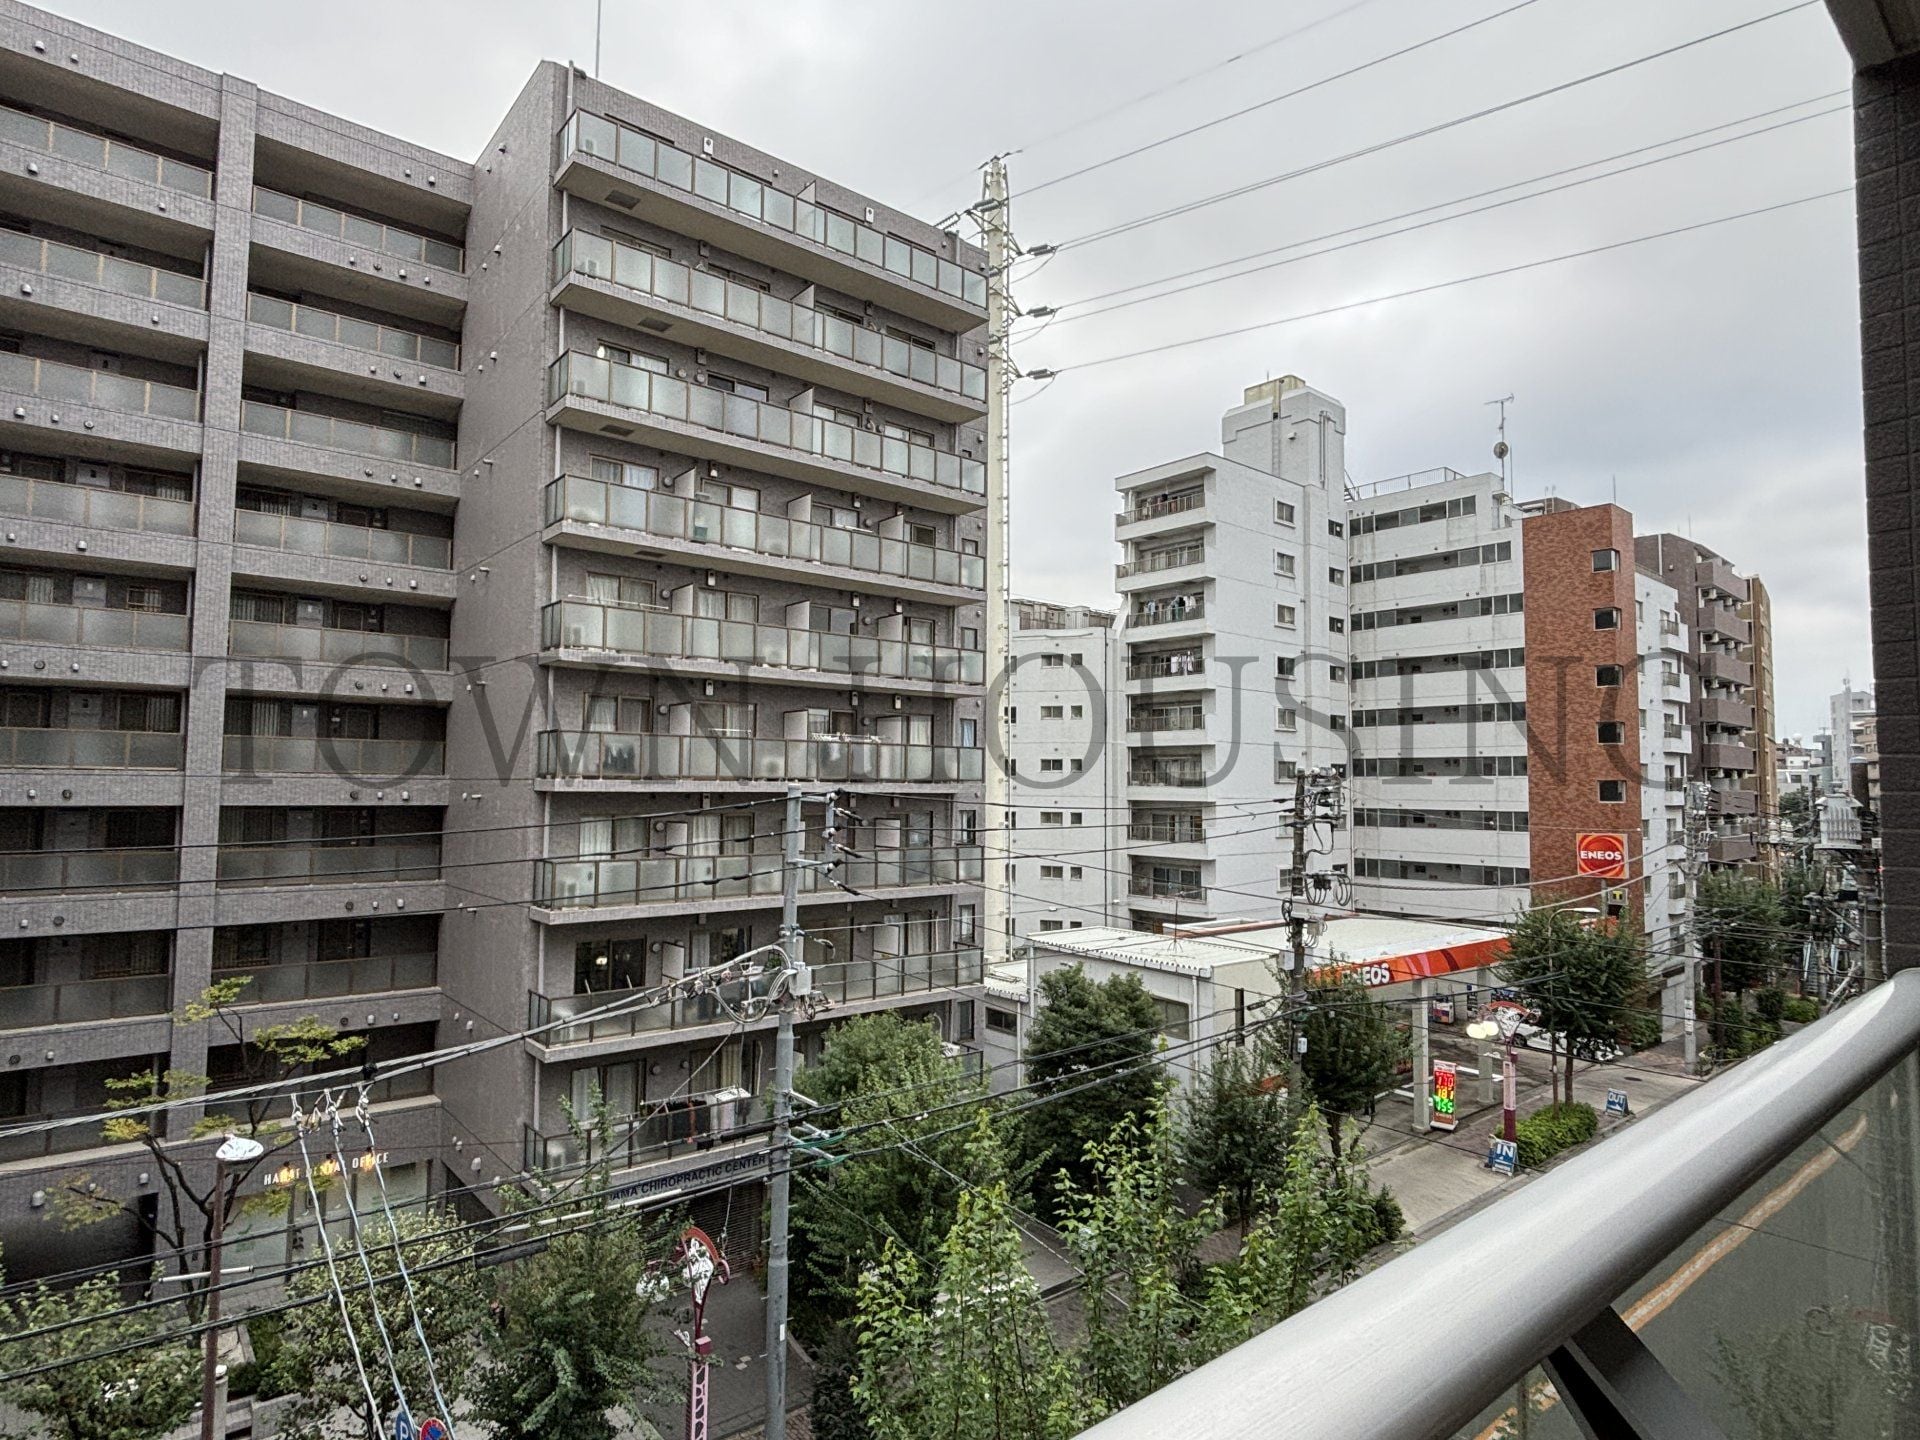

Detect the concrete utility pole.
[
  {"left": 1682, "top": 781, "right": 1712, "bottom": 1068},
  {"left": 979, "top": 156, "right": 1012, "bottom": 969},
  {"left": 1287, "top": 767, "right": 1310, "bottom": 997},
  {"left": 763, "top": 786, "right": 806, "bottom": 1440}
]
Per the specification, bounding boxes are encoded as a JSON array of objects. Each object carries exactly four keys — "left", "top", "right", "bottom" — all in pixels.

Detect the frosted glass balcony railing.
[
  {"left": 1129, "top": 765, "right": 1205, "bottom": 788},
  {"left": 562, "top": 112, "right": 986, "bottom": 310},
  {"left": 549, "top": 353, "right": 984, "bottom": 497},
  {"left": 1127, "top": 707, "right": 1203, "bottom": 732},
  {"left": 0, "top": 103, "right": 212, "bottom": 198},
  {"left": 0, "top": 600, "right": 189, "bottom": 651},
  {"left": 251, "top": 186, "right": 464, "bottom": 271},
  {"left": 240, "top": 400, "right": 455, "bottom": 468},
  {"left": 0, "top": 352, "right": 198, "bottom": 421},
  {"left": 544, "top": 474, "right": 983, "bottom": 589},
  {"left": 233, "top": 508, "right": 452, "bottom": 568},
  {"left": 215, "top": 952, "right": 437, "bottom": 1003},
  {"left": 1129, "top": 601, "right": 1205, "bottom": 627},
  {"left": 1118, "top": 545, "right": 1205, "bottom": 577},
  {"left": 543, "top": 599, "right": 983, "bottom": 685},
  {"left": 1127, "top": 819, "right": 1206, "bottom": 844},
  {"left": 247, "top": 293, "right": 460, "bottom": 369},
  {"left": 0, "top": 726, "right": 183, "bottom": 769},
  {"left": 227, "top": 619, "right": 450, "bottom": 671},
  {"left": 524, "top": 1089, "right": 763, "bottom": 1173},
  {"left": 215, "top": 840, "right": 442, "bottom": 887},
  {"left": 1128, "top": 876, "right": 1204, "bottom": 901},
  {"left": 0, "top": 973, "right": 171, "bottom": 1028},
  {"left": 536, "top": 844, "right": 982, "bottom": 910},
  {"left": 220, "top": 734, "right": 446, "bottom": 777},
  {"left": 538, "top": 730, "right": 982, "bottom": 785},
  {"left": 0, "top": 230, "right": 204, "bottom": 306},
  {"left": 0, "top": 473, "right": 194, "bottom": 536},
  {"left": 0, "top": 847, "right": 178, "bottom": 893},
  {"left": 554, "top": 231, "right": 985, "bottom": 402}
]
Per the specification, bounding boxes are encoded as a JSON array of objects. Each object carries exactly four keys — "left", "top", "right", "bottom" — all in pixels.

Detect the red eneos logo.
[{"left": 1576, "top": 832, "right": 1628, "bottom": 879}]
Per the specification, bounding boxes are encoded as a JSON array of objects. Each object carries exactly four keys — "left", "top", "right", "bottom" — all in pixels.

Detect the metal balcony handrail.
[
  {"left": 0, "top": 103, "right": 212, "bottom": 197},
  {"left": 246, "top": 292, "right": 460, "bottom": 369},
  {"left": 1117, "top": 545, "right": 1205, "bottom": 577},
  {"left": 1073, "top": 970, "right": 1920, "bottom": 1440},
  {"left": 537, "top": 729, "right": 982, "bottom": 784},
  {"left": 250, "top": 185, "right": 464, "bottom": 271},
  {"left": 0, "top": 230, "right": 205, "bottom": 307},
  {"left": 239, "top": 398, "right": 455, "bottom": 469},
  {"left": 1120, "top": 491, "right": 1205, "bottom": 522}
]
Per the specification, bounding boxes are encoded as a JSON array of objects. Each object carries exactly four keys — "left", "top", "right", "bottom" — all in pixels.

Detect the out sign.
[
  {"left": 1430, "top": 1061, "right": 1458, "bottom": 1132},
  {"left": 1576, "top": 832, "right": 1628, "bottom": 879}
]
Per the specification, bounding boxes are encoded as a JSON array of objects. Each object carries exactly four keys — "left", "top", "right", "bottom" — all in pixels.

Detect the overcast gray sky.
[{"left": 46, "top": 0, "right": 1865, "bottom": 734}]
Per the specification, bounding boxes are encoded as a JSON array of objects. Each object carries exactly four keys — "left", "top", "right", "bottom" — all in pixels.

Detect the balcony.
[
  {"left": 227, "top": 620, "right": 450, "bottom": 671},
  {"left": 1696, "top": 695, "right": 1754, "bottom": 729},
  {"left": 543, "top": 474, "right": 981, "bottom": 597},
  {"left": 537, "top": 731, "right": 981, "bottom": 786},
  {"left": 1128, "top": 600, "right": 1206, "bottom": 629},
  {"left": 1117, "top": 544, "right": 1205, "bottom": 579},
  {"left": 0, "top": 599, "right": 189, "bottom": 651},
  {"left": 232, "top": 507, "right": 452, "bottom": 569},
  {"left": 240, "top": 400, "right": 455, "bottom": 469},
  {"left": 1118, "top": 490, "right": 1206, "bottom": 525},
  {"left": 0, "top": 230, "right": 204, "bottom": 308},
  {"left": 0, "top": 352, "right": 198, "bottom": 422},
  {"left": 0, "top": 847, "right": 177, "bottom": 893},
  {"left": 558, "top": 112, "right": 985, "bottom": 328},
  {"left": 1710, "top": 786, "right": 1758, "bottom": 816},
  {"left": 1077, "top": 976, "right": 1920, "bottom": 1440},
  {"left": 0, "top": 471, "right": 195, "bottom": 537},
  {"left": 552, "top": 231, "right": 985, "bottom": 420},
  {"left": 1125, "top": 654, "right": 1206, "bottom": 682},
  {"left": 528, "top": 947, "right": 983, "bottom": 1047},
  {"left": 534, "top": 844, "right": 982, "bottom": 911},
  {"left": 0, "top": 726, "right": 183, "bottom": 770},
  {"left": 524, "top": 1087, "right": 763, "bottom": 1175},
  {"left": 214, "top": 953, "right": 437, "bottom": 1003},
  {"left": 1708, "top": 832, "right": 1758, "bottom": 864},
  {"left": 1127, "top": 818, "right": 1206, "bottom": 845},
  {"left": 0, "top": 972, "right": 171, "bottom": 1028},
  {"left": 246, "top": 293, "right": 460, "bottom": 370},
  {"left": 1698, "top": 651, "right": 1752, "bottom": 686},
  {"left": 1128, "top": 876, "right": 1205, "bottom": 902},
  {"left": 547, "top": 352, "right": 983, "bottom": 511},
  {"left": 1700, "top": 741, "right": 1756, "bottom": 772},
  {"left": 1129, "top": 765, "right": 1206, "bottom": 789},
  {"left": 250, "top": 186, "right": 463, "bottom": 271},
  {"left": 1127, "top": 707, "right": 1204, "bottom": 733},
  {"left": 215, "top": 839, "right": 441, "bottom": 887},
  {"left": 1697, "top": 605, "right": 1751, "bottom": 646},
  {"left": 220, "top": 735, "right": 445, "bottom": 778},
  {"left": 1694, "top": 554, "right": 1748, "bottom": 600},
  {"left": 0, "top": 104, "right": 212, "bottom": 200},
  {"left": 542, "top": 599, "right": 982, "bottom": 688}
]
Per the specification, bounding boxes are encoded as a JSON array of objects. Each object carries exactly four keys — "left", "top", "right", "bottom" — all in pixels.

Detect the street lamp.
[
  {"left": 1466, "top": 1018, "right": 1519, "bottom": 1145},
  {"left": 201, "top": 1134, "right": 265, "bottom": 1440}
]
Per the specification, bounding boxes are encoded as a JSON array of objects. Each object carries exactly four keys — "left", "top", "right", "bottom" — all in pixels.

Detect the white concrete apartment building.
[
  {"left": 1005, "top": 598, "right": 1122, "bottom": 938},
  {"left": 1346, "top": 470, "right": 1531, "bottom": 923},
  {"left": 1828, "top": 684, "right": 1875, "bottom": 792},
  {"left": 1113, "top": 376, "right": 1351, "bottom": 931},
  {"left": 1637, "top": 569, "right": 1693, "bottom": 944}
]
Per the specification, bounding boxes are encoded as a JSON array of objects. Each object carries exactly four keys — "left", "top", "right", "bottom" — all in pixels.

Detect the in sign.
[
  {"left": 1430, "top": 1061, "right": 1458, "bottom": 1132},
  {"left": 1488, "top": 1138, "right": 1518, "bottom": 1176},
  {"left": 1576, "top": 832, "right": 1629, "bottom": 880}
]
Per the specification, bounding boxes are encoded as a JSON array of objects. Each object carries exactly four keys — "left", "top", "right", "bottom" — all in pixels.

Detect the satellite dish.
[{"left": 1493, "top": 440, "right": 1510, "bottom": 461}]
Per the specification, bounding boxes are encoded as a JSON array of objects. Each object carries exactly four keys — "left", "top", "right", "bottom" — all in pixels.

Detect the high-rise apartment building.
[
  {"left": 0, "top": 0, "right": 987, "bottom": 1277},
  {"left": 1005, "top": 599, "right": 1121, "bottom": 937},
  {"left": 1828, "top": 683, "right": 1875, "bottom": 793},
  {"left": 1635, "top": 535, "right": 1770, "bottom": 869},
  {"left": 1113, "top": 377, "right": 1350, "bottom": 931},
  {"left": 1742, "top": 575, "right": 1779, "bottom": 867}
]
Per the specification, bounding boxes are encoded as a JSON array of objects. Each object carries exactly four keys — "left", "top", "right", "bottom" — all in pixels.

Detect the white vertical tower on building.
[
  {"left": 1636, "top": 569, "right": 1692, "bottom": 947},
  {"left": 1113, "top": 377, "right": 1350, "bottom": 929}
]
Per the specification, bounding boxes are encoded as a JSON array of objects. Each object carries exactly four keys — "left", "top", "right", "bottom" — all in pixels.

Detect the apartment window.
[
  {"left": 1276, "top": 758, "right": 1297, "bottom": 781},
  {"left": 1041, "top": 705, "right": 1064, "bottom": 719},
  {"left": 1070, "top": 705, "right": 1084, "bottom": 719},
  {"left": 1069, "top": 866, "right": 1083, "bottom": 880},
  {"left": 1039, "top": 920, "right": 1065, "bottom": 932},
  {"left": 1276, "top": 604, "right": 1297, "bottom": 628},
  {"left": 1071, "top": 653, "right": 1084, "bottom": 666},
  {"left": 1328, "top": 714, "right": 1347, "bottom": 732},
  {"left": 1594, "top": 608, "right": 1621, "bottom": 630},
  {"left": 1070, "top": 758, "right": 1083, "bottom": 771},
  {"left": 958, "top": 810, "right": 978, "bottom": 845},
  {"left": 706, "top": 373, "right": 771, "bottom": 402},
  {"left": 1041, "top": 865, "right": 1064, "bottom": 880},
  {"left": 960, "top": 627, "right": 980, "bottom": 650},
  {"left": 1329, "top": 664, "right": 1347, "bottom": 683},
  {"left": 1596, "top": 665, "right": 1623, "bottom": 687},
  {"left": 1598, "top": 779, "right": 1627, "bottom": 803},
  {"left": 1328, "top": 519, "right": 1345, "bottom": 538},
  {"left": 1040, "top": 758, "right": 1064, "bottom": 772},
  {"left": 1329, "top": 617, "right": 1345, "bottom": 634},
  {"left": 1592, "top": 548, "right": 1619, "bottom": 572},
  {"left": 985, "top": 1006, "right": 1018, "bottom": 1035},
  {"left": 1277, "top": 657, "right": 1297, "bottom": 679},
  {"left": 1070, "top": 812, "right": 1084, "bottom": 825},
  {"left": 1598, "top": 721, "right": 1627, "bottom": 744},
  {"left": 958, "top": 718, "right": 978, "bottom": 748},
  {"left": 1042, "top": 653, "right": 1065, "bottom": 668},
  {"left": 1274, "top": 500, "right": 1296, "bottom": 525},
  {"left": 1274, "top": 551, "right": 1296, "bottom": 577},
  {"left": 590, "top": 455, "right": 658, "bottom": 490},
  {"left": 1278, "top": 707, "right": 1298, "bottom": 731},
  {"left": 125, "top": 584, "right": 167, "bottom": 613},
  {"left": 956, "top": 903, "right": 977, "bottom": 942},
  {"left": 1329, "top": 567, "right": 1345, "bottom": 586},
  {"left": 1040, "top": 811, "right": 1063, "bottom": 826}
]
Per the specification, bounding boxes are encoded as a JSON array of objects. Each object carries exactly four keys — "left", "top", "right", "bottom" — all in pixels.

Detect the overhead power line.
[
  {"left": 1051, "top": 0, "right": 1825, "bottom": 253},
  {"left": 1042, "top": 187, "right": 1854, "bottom": 376}
]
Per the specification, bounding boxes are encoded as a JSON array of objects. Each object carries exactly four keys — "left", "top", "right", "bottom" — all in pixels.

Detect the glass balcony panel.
[
  {"left": 423, "top": 239, "right": 463, "bottom": 271},
  {"left": 0, "top": 108, "right": 47, "bottom": 147},
  {"left": 250, "top": 293, "right": 295, "bottom": 329},
  {"left": 615, "top": 125, "right": 655, "bottom": 174},
  {"left": 724, "top": 283, "right": 759, "bottom": 328},
  {"left": 855, "top": 226, "right": 885, "bottom": 268},
  {"left": 938, "top": 258, "right": 965, "bottom": 299},
  {"left": 883, "top": 235, "right": 912, "bottom": 277},
  {"left": 340, "top": 212, "right": 384, "bottom": 248},
  {"left": 721, "top": 392, "right": 757, "bottom": 438},
  {"left": 37, "top": 363, "right": 92, "bottom": 402},
  {"left": 253, "top": 186, "right": 299, "bottom": 223},
  {"left": 51, "top": 124, "right": 108, "bottom": 167},
  {"left": 852, "top": 429, "right": 883, "bottom": 470},
  {"left": 650, "top": 372, "right": 688, "bottom": 419},
  {"left": 909, "top": 346, "right": 936, "bottom": 386},
  {"left": 911, "top": 248, "right": 939, "bottom": 289},
  {"left": 574, "top": 111, "right": 616, "bottom": 157},
  {"left": 825, "top": 211, "right": 857, "bottom": 255},
  {"left": 693, "top": 157, "right": 729, "bottom": 206},
  {"left": 655, "top": 145, "right": 693, "bottom": 190},
  {"left": 764, "top": 189, "right": 795, "bottom": 232},
  {"left": 794, "top": 199, "right": 824, "bottom": 243},
  {"left": 688, "top": 267, "right": 724, "bottom": 315},
  {"left": 729, "top": 173, "right": 763, "bottom": 216}
]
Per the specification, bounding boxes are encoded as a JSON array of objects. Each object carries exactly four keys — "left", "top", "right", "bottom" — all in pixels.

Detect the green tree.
[
  {"left": 1296, "top": 972, "right": 1404, "bottom": 1158},
  {"left": 790, "top": 1013, "right": 986, "bottom": 1333},
  {"left": 0, "top": 1255, "right": 198, "bottom": 1440},
  {"left": 852, "top": 1124, "right": 1100, "bottom": 1440},
  {"left": 1500, "top": 908, "right": 1644, "bottom": 1103},
  {"left": 268, "top": 1204, "right": 489, "bottom": 1439},
  {"left": 1778, "top": 787, "right": 1816, "bottom": 841},
  {"left": 1018, "top": 966, "right": 1165, "bottom": 1218},
  {"left": 1059, "top": 1102, "right": 1220, "bottom": 1410},
  {"left": 475, "top": 1091, "right": 678, "bottom": 1440},
  {"left": 1698, "top": 872, "right": 1788, "bottom": 994},
  {"left": 52, "top": 978, "right": 365, "bottom": 1317},
  {"left": 1780, "top": 861, "right": 1839, "bottom": 982},
  {"left": 1180, "top": 1036, "right": 1296, "bottom": 1226}
]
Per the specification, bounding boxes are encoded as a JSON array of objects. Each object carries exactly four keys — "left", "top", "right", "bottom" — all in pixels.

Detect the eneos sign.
[{"left": 1575, "top": 832, "right": 1628, "bottom": 879}]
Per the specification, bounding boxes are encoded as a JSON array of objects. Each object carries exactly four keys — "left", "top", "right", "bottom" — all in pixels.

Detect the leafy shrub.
[
  {"left": 1730, "top": 1014, "right": 1783, "bottom": 1058},
  {"left": 1368, "top": 1187, "right": 1406, "bottom": 1246},
  {"left": 1753, "top": 987, "right": 1787, "bottom": 1023},
  {"left": 1619, "top": 1006, "right": 1664, "bottom": 1052},
  {"left": 1515, "top": 1102, "right": 1598, "bottom": 1170},
  {"left": 1782, "top": 996, "right": 1819, "bottom": 1024}
]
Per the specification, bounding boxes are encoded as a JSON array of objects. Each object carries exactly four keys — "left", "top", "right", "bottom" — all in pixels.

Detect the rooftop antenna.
[
  {"left": 1486, "top": 394, "right": 1514, "bottom": 490},
  {"left": 594, "top": 0, "right": 603, "bottom": 76}
]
